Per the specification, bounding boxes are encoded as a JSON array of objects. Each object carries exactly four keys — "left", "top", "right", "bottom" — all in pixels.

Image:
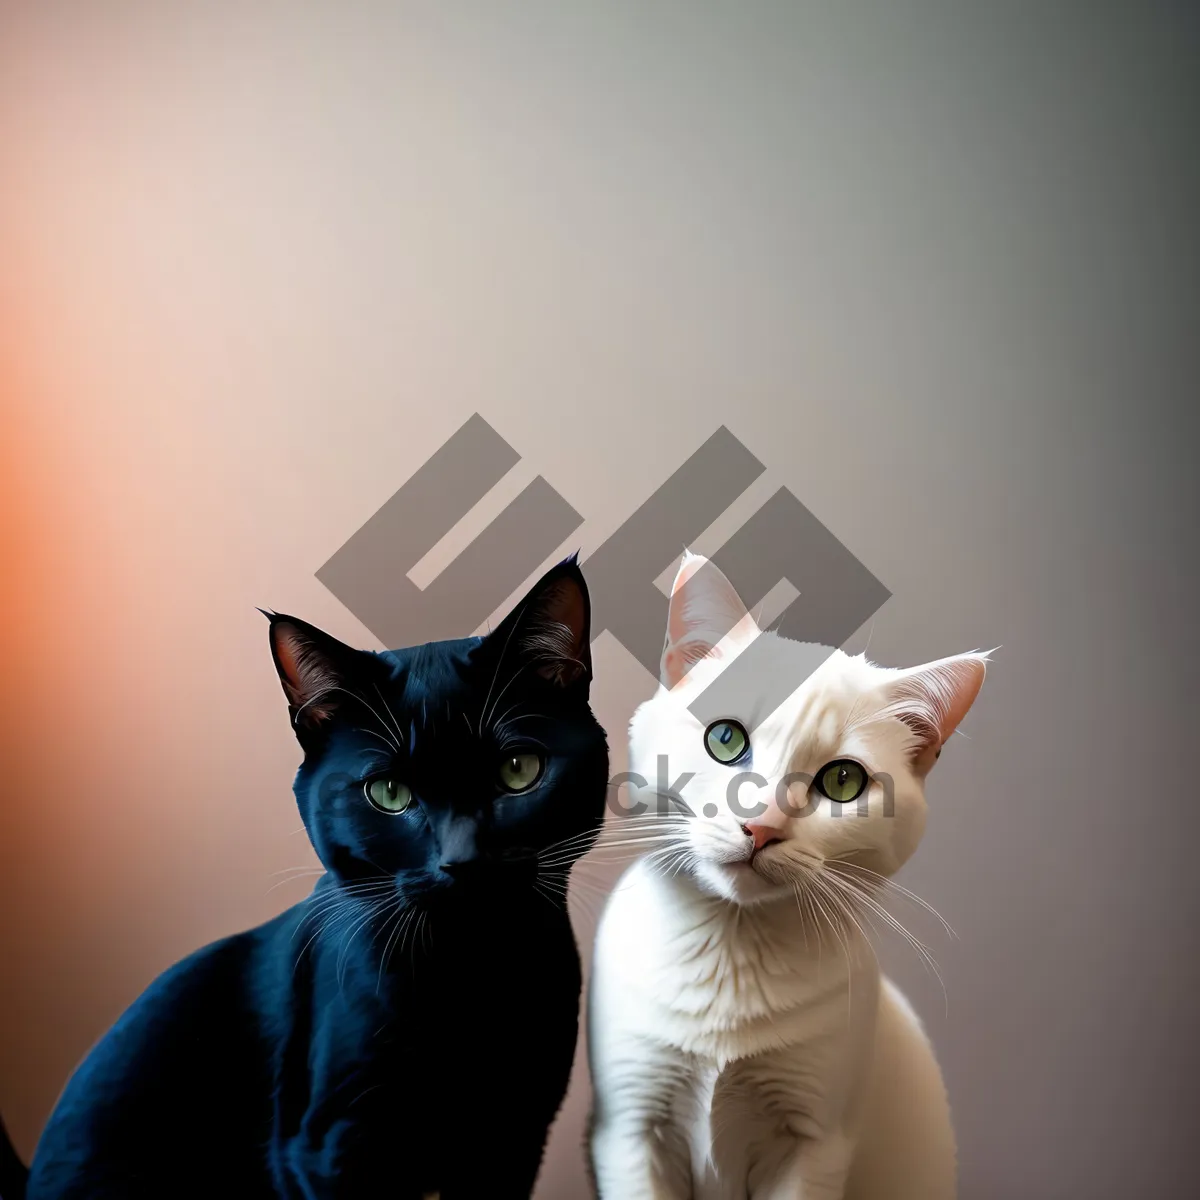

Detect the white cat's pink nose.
[{"left": 742, "top": 807, "right": 788, "bottom": 851}]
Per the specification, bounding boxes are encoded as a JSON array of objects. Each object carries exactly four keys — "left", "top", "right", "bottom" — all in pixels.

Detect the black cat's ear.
[
  {"left": 261, "top": 610, "right": 362, "bottom": 736},
  {"left": 484, "top": 555, "right": 592, "bottom": 688}
]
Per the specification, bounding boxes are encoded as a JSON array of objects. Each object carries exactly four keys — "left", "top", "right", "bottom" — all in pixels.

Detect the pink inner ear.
[
  {"left": 274, "top": 624, "right": 338, "bottom": 722},
  {"left": 667, "top": 553, "right": 709, "bottom": 645},
  {"left": 521, "top": 578, "right": 588, "bottom": 685},
  {"left": 936, "top": 658, "right": 986, "bottom": 741},
  {"left": 661, "top": 554, "right": 754, "bottom": 688},
  {"left": 892, "top": 654, "right": 987, "bottom": 758}
]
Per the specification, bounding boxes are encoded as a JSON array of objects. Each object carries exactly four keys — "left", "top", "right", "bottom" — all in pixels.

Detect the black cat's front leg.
[
  {"left": 274, "top": 1115, "right": 435, "bottom": 1200},
  {"left": 436, "top": 1040, "right": 578, "bottom": 1199},
  {"left": 269, "top": 1054, "right": 435, "bottom": 1200},
  {"left": 435, "top": 1123, "right": 551, "bottom": 1200}
]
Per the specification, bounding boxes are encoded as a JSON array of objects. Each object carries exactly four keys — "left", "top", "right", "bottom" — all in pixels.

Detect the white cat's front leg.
[
  {"left": 590, "top": 1115, "right": 692, "bottom": 1200},
  {"left": 750, "top": 1132, "right": 855, "bottom": 1200}
]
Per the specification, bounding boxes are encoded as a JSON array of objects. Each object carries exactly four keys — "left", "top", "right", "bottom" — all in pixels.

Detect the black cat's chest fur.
[{"left": 267, "top": 889, "right": 584, "bottom": 1198}]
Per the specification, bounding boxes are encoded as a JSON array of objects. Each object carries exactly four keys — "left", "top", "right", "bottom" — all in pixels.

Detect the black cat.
[{"left": 12, "top": 556, "right": 608, "bottom": 1198}]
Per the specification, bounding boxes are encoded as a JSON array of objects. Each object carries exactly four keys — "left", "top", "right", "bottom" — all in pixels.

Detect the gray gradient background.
[{"left": 1, "top": 2, "right": 1197, "bottom": 1197}]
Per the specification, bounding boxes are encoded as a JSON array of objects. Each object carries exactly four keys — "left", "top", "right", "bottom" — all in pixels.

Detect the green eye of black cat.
[
  {"left": 815, "top": 759, "right": 869, "bottom": 804},
  {"left": 498, "top": 753, "right": 543, "bottom": 793},
  {"left": 704, "top": 720, "right": 750, "bottom": 765},
  {"left": 364, "top": 777, "right": 413, "bottom": 814}
]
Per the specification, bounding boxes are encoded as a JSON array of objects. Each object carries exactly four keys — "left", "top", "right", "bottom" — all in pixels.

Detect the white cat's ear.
[
  {"left": 884, "top": 650, "right": 991, "bottom": 774},
  {"left": 660, "top": 551, "right": 759, "bottom": 689}
]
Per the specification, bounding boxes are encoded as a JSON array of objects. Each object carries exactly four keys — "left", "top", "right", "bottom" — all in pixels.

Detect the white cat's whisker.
[
  {"left": 821, "top": 872, "right": 949, "bottom": 1013},
  {"left": 830, "top": 861, "right": 957, "bottom": 940}
]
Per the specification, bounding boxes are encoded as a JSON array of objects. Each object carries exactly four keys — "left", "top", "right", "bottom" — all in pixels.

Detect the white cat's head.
[{"left": 625, "top": 552, "right": 989, "bottom": 907}]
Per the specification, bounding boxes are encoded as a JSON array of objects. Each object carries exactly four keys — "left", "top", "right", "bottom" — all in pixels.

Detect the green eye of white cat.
[
  {"left": 816, "top": 759, "right": 868, "bottom": 804},
  {"left": 364, "top": 777, "right": 412, "bottom": 814},
  {"left": 498, "top": 753, "right": 543, "bottom": 793},
  {"left": 704, "top": 720, "right": 750, "bottom": 765}
]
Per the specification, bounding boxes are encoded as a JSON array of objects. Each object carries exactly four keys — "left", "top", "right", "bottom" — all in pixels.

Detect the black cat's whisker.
[
  {"left": 566, "top": 892, "right": 605, "bottom": 925},
  {"left": 537, "top": 867, "right": 608, "bottom": 898},
  {"left": 381, "top": 905, "right": 417, "bottom": 984},
  {"left": 482, "top": 663, "right": 530, "bottom": 738},
  {"left": 563, "top": 862, "right": 630, "bottom": 889},
  {"left": 366, "top": 895, "right": 404, "bottom": 957},
  {"left": 598, "top": 822, "right": 693, "bottom": 840},
  {"left": 374, "top": 900, "right": 413, "bottom": 993},
  {"left": 296, "top": 685, "right": 402, "bottom": 754},
  {"left": 538, "top": 845, "right": 672, "bottom": 872},
  {"left": 491, "top": 699, "right": 525, "bottom": 729},
  {"left": 532, "top": 880, "right": 563, "bottom": 913},
  {"left": 598, "top": 816, "right": 690, "bottom": 837},
  {"left": 295, "top": 882, "right": 391, "bottom": 926},
  {"left": 292, "top": 906, "right": 343, "bottom": 978},
  {"left": 291, "top": 881, "right": 395, "bottom": 944},
  {"left": 355, "top": 747, "right": 392, "bottom": 765},
  {"left": 354, "top": 727, "right": 400, "bottom": 754},
  {"left": 293, "top": 902, "right": 351, "bottom": 957},
  {"left": 479, "top": 595, "right": 532, "bottom": 730},
  {"left": 397, "top": 905, "right": 423, "bottom": 972},
  {"left": 336, "top": 894, "right": 395, "bottom": 992},
  {"left": 536, "top": 829, "right": 676, "bottom": 861},
  {"left": 564, "top": 880, "right": 613, "bottom": 909},
  {"left": 336, "top": 897, "right": 386, "bottom": 979},
  {"left": 371, "top": 680, "right": 406, "bottom": 750},
  {"left": 537, "top": 852, "right": 615, "bottom": 872},
  {"left": 264, "top": 869, "right": 325, "bottom": 896},
  {"left": 566, "top": 832, "right": 682, "bottom": 856},
  {"left": 496, "top": 727, "right": 549, "bottom": 753},
  {"left": 537, "top": 824, "right": 607, "bottom": 853},
  {"left": 531, "top": 837, "right": 603, "bottom": 864},
  {"left": 493, "top": 701, "right": 556, "bottom": 738},
  {"left": 534, "top": 841, "right": 599, "bottom": 864}
]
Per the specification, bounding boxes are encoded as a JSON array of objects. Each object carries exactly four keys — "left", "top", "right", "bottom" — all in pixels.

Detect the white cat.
[{"left": 588, "top": 552, "right": 988, "bottom": 1199}]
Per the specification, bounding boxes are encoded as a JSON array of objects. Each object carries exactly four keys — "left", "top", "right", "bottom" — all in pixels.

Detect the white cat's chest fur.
[{"left": 590, "top": 860, "right": 883, "bottom": 1198}]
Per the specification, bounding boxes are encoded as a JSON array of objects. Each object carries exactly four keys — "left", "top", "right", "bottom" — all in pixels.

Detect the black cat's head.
[{"left": 265, "top": 556, "right": 608, "bottom": 904}]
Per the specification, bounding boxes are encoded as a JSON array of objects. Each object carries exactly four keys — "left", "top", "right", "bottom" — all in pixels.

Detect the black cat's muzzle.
[{"left": 438, "top": 847, "right": 539, "bottom": 890}]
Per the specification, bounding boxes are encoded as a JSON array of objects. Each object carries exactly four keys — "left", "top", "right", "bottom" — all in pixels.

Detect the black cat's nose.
[{"left": 439, "top": 860, "right": 475, "bottom": 878}]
